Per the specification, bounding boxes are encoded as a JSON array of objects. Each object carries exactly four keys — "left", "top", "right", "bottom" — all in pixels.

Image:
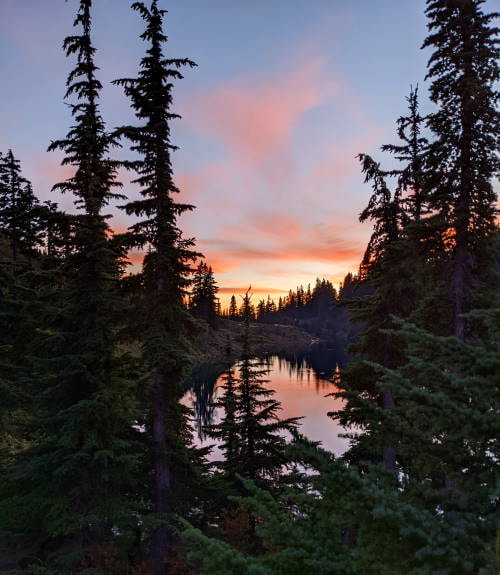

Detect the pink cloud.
[
  {"left": 176, "top": 163, "right": 231, "bottom": 204},
  {"left": 250, "top": 211, "right": 302, "bottom": 239},
  {"left": 185, "top": 56, "right": 338, "bottom": 167},
  {"left": 310, "top": 128, "right": 383, "bottom": 190}
]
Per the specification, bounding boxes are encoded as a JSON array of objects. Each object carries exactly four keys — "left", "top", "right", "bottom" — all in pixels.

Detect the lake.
[{"left": 183, "top": 343, "right": 350, "bottom": 458}]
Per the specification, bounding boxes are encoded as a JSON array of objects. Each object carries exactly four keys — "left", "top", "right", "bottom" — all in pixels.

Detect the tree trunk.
[
  {"left": 150, "top": 373, "right": 172, "bottom": 575},
  {"left": 381, "top": 389, "right": 397, "bottom": 472},
  {"left": 452, "top": 1, "right": 474, "bottom": 343}
]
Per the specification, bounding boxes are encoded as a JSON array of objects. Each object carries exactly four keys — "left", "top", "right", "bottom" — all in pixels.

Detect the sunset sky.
[{"left": 3, "top": 0, "right": 493, "bottom": 306}]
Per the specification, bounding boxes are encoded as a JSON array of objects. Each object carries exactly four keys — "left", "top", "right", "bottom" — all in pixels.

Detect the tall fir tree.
[
  {"left": 207, "top": 293, "right": 300, "bottom": 491},
  {"left": 333, "top": 88, "right": 434, "bottom": 472},
  {"left": 112, "top": 1, "right": 200, "bottom": 572},
  {"left": 190, "top": 261, "right": 219, "bottom": 328},
  {"left": 0, "top": 150, "right": 42, "bottom": 261},
  {"left": 423, "top": 0, "right": 499, "bottom": 340},
  {"left": 228, "top": 295, "right": 238, "bottom": 319},
  {"left": 3, "top": 1, "right": 142, "bottom": 569},
  {"left": 202, "top": 292, "right": 300, "bottom": 554},
  {"left": 381, "top": 86, "right": 429, "bottom": 221},
  {"left": 232, "top": 297, "right": 300, "bottom": 490}
]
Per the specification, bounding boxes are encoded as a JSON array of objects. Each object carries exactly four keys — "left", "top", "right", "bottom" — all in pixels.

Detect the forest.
[{"left": 0, "top": 0, "right": 498, "bottom": 574}]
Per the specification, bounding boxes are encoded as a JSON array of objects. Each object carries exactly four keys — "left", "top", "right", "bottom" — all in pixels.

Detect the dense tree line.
[
  {"left": 220, "top": 277, "right": 358, "bottom": 343},
  {"left": 0, "top": 1, "right": 498, "bottom": 574}
]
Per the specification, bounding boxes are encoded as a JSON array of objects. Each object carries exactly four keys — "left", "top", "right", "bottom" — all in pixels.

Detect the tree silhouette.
[
  {"left": 113, "top": 1, "right": 199, "bottom": 571},
  {"left": 13, "top": 0, "right": 141, "bottom": 567},
  {"left": 0, "top": 150, "right": 41, "bottom": 261},
  {"left": 423, "top": 0, "right": 499, "bottom": 340}
]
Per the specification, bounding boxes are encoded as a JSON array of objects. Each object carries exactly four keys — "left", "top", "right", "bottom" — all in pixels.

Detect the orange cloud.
[
  {"left": 101, "top": 234, "right": 362, "bottom": 281},
  {"left": 222, "top": 244, "right": 362, "bottom": 266},
  {"left": 127, "top": 251, "right": 144, "bottom": 265},
  {"left": 218, "top": 286, "right": 288, "bottom": 295},
  {"left": 202, "top": 256, "right": 238, "bottom": 274}
]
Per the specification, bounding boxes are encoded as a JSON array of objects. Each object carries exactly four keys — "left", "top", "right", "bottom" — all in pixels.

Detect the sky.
[{"left": 1, "top": 0, "right": 496, "bottom": 306}]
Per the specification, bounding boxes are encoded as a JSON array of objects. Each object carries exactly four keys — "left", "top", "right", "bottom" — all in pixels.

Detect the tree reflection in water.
[{"left": 183, "top": 342, "right": 350, "bottom": 456}]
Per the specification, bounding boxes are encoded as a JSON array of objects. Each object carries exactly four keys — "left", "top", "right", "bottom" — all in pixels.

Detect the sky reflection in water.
[{"left": 183, "top": 346, "right": 350, "bottom": 459}]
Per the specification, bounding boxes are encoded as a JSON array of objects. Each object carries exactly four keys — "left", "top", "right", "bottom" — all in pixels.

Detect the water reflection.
[{"left": 183, "top": 343, "right": 350, "bottom": 457}]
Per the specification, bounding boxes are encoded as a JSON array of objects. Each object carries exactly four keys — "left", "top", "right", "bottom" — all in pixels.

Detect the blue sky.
[{"left": 1, "top": 0, "right": 494, "bottom": 304}]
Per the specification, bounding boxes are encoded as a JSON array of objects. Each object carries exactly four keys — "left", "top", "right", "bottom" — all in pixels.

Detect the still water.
[{"left": 183, "top": 343, "right": 350, "bottom": 458}]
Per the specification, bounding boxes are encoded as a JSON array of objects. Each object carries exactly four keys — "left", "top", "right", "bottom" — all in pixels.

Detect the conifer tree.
[
  {"left": 190, "top": 261, "right": 219, "bottom": 328},
  {"left": 423, "top": 0, "right": 499, "bottom": 340},
  {"left": 113, "top": 1, "right": 199, "bottom": 571},
  {"left": 208, "top": 293, "right": 300, "bottom": 492},
  {"left": 228, "top": 295, "right": 238, "bottom": 319},
  {"left": 4, "top": 1, "right": 142, "bottom": 568},
  {"left": 185, "top": 363, "right": 499, "bottom": 575},
  {"left": 203, "top": 341, "right": 240, "bottom": 493},
  {"left": 336, "top": 155, "right": 408, "bottom": 470},
  {"left": 256, "top": 299, "right": 265, "bottom": 320},
  {"left": 332, "top": 89, "right": 432, "bottom": 472},
  {"left": 0, "top": 150, "right": 42, "bottom": 261},
  {"left": 381, "top": 86, "right": 429, "bottom": 221},
  {"left": 200, "top": 293, "right": 300, "bottom": 555},
  {"left": 36, "top": 200, "right": 76, "bottom": 260}
]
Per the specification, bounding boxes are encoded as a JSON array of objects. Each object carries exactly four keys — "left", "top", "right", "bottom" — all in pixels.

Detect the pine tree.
[
  {"left": 200, "top": 293, "right": 300, "bottom": 555},
  {"left": 256, "top": 299, "right": 265, "bottom": 320},
  {"left": 207, "top": 358, "right": 239, "bottom": 480},
  {"left": 0, "top": 150, "right": 42, "bottom": 261},
  {"left": 190, "top": 261, "right": 219, "bottom": 328},
  {"left": 228, "top": 295, "right": 238, "bottom": 319},
  {"left": 210, "top": 293, "right": 300, "bottom": 491},
  {"left": 381, "top": 85, "right": 429, "bottom": 221},
  {"left": 36, "top": 200, "right": 76, "bottom": 260},
  {"left": 113, "top": 1, "right": 199, "bottom": 571},
  {"left": 4, "top": 1, "right": 142, "bottom": 569},
  {"left": 423, "top": 0, "right": 499, "bottom": 340},
  {"left": 185, "top": 357, "right": 499, "bottom": 575},
  {"left": 334, "top": 0, "right": 499, "bottom": 556},
  {"left": 333, "top": 86, "right": 435, "bottom": 472}
]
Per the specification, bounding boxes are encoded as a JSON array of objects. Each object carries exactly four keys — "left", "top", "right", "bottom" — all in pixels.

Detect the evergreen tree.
[
  {"left": 333, "top": 88, "right": 432, "bottom": 471},
  {"left": 190, "top": 261, "right": 219, "bottom": 328},
  {"left": 200, "top": 293, "right": 300, "bottom": 554},
  {"left": 305, "top": 283, "right": 312, "bottom": 305},
  {"left": 228, "top": 295, "right": 238, "bottom": 319},
  {"left": 207, "top": 293, "right": 300, "bottom": 492},
  {"left": 185, "top": 357, "right": 499, "bottom": 575},
  {"left": 381, "top": 85, "right": 429, "bottom": 221},
  {"left": 113, "top": 1, "right": 199, "bottom": 571},
  {"left": 0, "top": 150, "right": 42, "bottom": 261},
  {"left": 36, "top": 200, "right": 76, "bottom": 260},
  {"left": 206, "top": 350, "right": 239, "bottom": 482},
  {"left": 3, "top": 1, "right": 142, "bottom": 569},
  {"left": 265, "top": 295, "right": 275, "bottom": 315},
  {"left": 423, "top": 0, "right": 499, "bottom": 340},
  {"left": 256, "top": 299, "right": 265, "bottom": 320}
]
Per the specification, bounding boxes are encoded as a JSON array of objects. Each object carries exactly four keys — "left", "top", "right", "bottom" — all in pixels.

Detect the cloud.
[
  {"left": 310, "top": 128, "right": 383, "bottom": 191},
  {"left": 250, "top": 211, "right": 302, "bottom": 239},
  {"left": 185, "top": 56, "right": 337, "bottom": 167},
  {"left": 200, "top": 235, "right": 364, "bottom": 277},
  {"left": 218, "top": 286, "right": 288, "bottom": 295}
]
